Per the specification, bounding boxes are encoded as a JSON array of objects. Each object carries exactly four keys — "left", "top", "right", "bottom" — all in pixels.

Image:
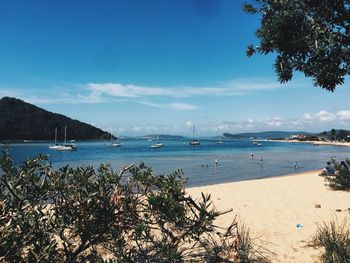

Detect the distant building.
[{"left": 289, "top": 134, "right": 306, "bottom": 140}]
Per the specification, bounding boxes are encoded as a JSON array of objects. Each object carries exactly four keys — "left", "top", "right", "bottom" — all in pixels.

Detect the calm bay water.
[{"left": 5, "top": 139, "right": 350, "bottom": 187}]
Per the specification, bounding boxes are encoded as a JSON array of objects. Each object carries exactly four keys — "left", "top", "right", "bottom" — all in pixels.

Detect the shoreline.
[
  {"left": 267, "top": 139, "right": 350, "bottom": 147},
  {"left": 186, "top": 170, "right": 350, "bottom": 262}
]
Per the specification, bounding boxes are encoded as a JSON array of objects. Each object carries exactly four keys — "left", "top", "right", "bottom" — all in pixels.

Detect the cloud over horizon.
[
  {"left": 104, "top": 109, "right": 350, "bottom": 136},
  {"left": 85, "top": 79, "right": 287, "bottom": 99}
]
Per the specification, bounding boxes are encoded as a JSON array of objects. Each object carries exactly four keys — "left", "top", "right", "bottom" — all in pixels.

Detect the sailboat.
[
  {"left": 189, "top": 125, "right": 200, "bottom": 145},
  {"left": 49, "top": 128, "right": 61, "bottom": 149},
  {"left": 217, "top": 135, "right": 224, "bottom": 144},
  {"left": 106, "top": 130, "right": 121, "bottom": 148},
  {"left": 253, "top": 140, "right": 262, "bottom": 146},
  {"left": 56, "top": 126, "right": 77, "bottom": 151},
  {"left": 150, "top": 134, "right": 164, "bottom": 149}
]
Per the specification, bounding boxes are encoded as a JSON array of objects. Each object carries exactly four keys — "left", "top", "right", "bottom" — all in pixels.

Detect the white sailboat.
[
  {"left": 253, "top": 140, "right": 262, "bottom": 146},
  {"left": 217, "top": 135, "right": 224, "bottom": 144},
  {"left": 150, "top": 134, "right": 164, "bottom": 149},
  {"left": 106, "top": 130, "right": 121, "bottom": 148},
  {"left": 189, "top": 125, "right": 200, "bottom": 145},
  {"left": 49, "top": 127, "right": 61, "bottom": 149},
  {"left": 56, "top": 126, "right": 77, "bottom": 151}
]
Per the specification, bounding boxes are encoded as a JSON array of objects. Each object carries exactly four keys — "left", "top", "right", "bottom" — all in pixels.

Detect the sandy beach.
[{"left": 187, "top": 170, "right": 350, "bottom": 263}]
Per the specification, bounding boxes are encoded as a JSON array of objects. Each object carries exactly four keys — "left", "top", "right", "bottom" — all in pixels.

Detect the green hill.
[{"left": 0, "top": 97, "right": 110, "bottom": 141}]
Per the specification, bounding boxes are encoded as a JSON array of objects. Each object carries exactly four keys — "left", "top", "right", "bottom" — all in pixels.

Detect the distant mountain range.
[
  {"left": 1, "top": 97, "right": 339, "bottom": 142},
  {"left": 0, "top": 97, "right": 111, "bottom": 141},
  {"left": 223, "top": 131, "right": 313, "bottom": 139}
]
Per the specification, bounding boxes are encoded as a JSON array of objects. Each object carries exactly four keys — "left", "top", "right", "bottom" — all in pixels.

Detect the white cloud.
[
  {"left": 303, "top": 110, "right": 336, "bottom": 122},
  {"left": 139, "top": 101, "right": 199, "bottom": 111},
  {"left": 2, "top": 78, "right": 287, "bottom": 106},
  {"left": 0, "top": 89, "right": 20, "bottom": 98},
  {"left": 185, "top": 121, "right": 193, "bottom": 128},
  {"left": 132, "top": 126, "right": 143, "bottom": 132},
  {"left": 220, "top": 79, "right": 289, "bottom": 91},
  {"left": 337, "top": 110, "right": 350, "bottom": 121},
  {"left": 76, "top": 91, "right": 108, "bottom": 103},
  {"left": 168, "top": 103, "right": 199, "bottom": 111},
  {"left": 87, "top": 83, "right": 160, "bottom": 97},
  {"left": 139, "top": 101, "right": 165, "bottom": 108},
  {"left": 18, "top": 92, "right": 109, "bottom": 105},
  {"left": 107, "top": 108, "right": 350, "bottom": 136},
  {"left": 84, "top": 79, "right": 285, "bottom": 99}
]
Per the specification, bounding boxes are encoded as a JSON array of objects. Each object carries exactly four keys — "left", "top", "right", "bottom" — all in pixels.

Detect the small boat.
[
  {"left": 217, "top": 135, "right": 224, "bottom": 144},
  {"left": 256, "top": 143, "right": 262, "bottom": 146},
  {"left": 56, "top": 126, "right": 77, "bottom": 151},
  {"left": 150, "top": 134, "right": 164, "bottom": 149},
  {"left": 189, "top": 125, "right": 200, "bottom": 146},
  {"left": 55, "top": 144, "right": 77, "bottom": 151},
  {"left": 49, "top": 128, "right": 61, "bottom": 149},
  {"left": 150, "top": 143, "right": 164, "bottom": 149},
  {"left": 189, "top": 140, "right": 200, "bottom": 146},
  {"left": 106, "top": 130, "right": 121, "bottom": 148}
]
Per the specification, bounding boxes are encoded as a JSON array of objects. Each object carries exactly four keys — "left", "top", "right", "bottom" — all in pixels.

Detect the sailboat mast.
[
  {"left": 192, "top": 125, "right": 195, "bottom": 140},
  {"left": 64, "top": 126, "right": 67, "bottom": 145},
  {"left": 54, "top": 127, "right": 57, "bottom": 145}
]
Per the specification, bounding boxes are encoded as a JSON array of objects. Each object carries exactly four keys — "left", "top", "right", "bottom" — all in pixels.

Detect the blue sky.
[{"left": 1, "top": 0, "right": 350, "bottom": 136}]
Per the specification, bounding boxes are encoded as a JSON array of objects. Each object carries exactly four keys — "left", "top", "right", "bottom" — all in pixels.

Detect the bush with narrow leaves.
[
  {"left": 310, "top": 219, "right": 350, "bottom": 263},
  {"left": 0, "top": 150, "right": 268, "bottom": 262}
]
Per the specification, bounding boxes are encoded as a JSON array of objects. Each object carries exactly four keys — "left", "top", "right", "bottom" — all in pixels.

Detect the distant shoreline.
[{"left": 267, "top": 139, "right": 350, "bottom": 147}]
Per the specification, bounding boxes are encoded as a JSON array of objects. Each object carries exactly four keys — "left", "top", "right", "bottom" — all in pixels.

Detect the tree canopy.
[{"left": 244, "top": 0, "right": 350, "bottom": 91}]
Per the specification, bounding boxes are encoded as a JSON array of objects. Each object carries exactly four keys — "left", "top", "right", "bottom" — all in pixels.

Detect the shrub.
[
  {"left": 0, "top": 150, "right": 268, "bottom": 262},
  {"left": 310, "top": 219, "right": 350, "bottom": 263}
]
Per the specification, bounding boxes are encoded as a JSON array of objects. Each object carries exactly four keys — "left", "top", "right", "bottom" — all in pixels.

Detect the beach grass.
[{"left": 310, "top": 219, "right": 350, "bottom": 263}]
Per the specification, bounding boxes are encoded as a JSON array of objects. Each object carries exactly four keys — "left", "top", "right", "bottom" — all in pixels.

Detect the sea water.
[{"left": 5, "top": 140, "right": 350, "bottom": 187}]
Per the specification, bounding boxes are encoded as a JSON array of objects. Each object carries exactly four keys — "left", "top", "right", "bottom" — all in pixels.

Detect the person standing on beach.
[
  {"left": 260, "top": 156, "right": 263, "bottom": 165},
  {"left": 294, "top": 161, "right": 298, "bottom": 169},
  {"left": 250, "top": 153, "right": 254, "bottom": 159},
  {"left": 215, "top": 158, "right": 218, "bottom": 167}
]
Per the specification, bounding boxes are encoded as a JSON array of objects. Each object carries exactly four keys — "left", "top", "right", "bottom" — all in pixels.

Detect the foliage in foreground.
[
  {"left": 0, "top": 151, "right": 268, "bottom": 262},
  {"left": 310, "top": 219, "right": 350, "bottom": 263},
  {"left": 322, "top": 159, "right": 350, "bottom": 191}
]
